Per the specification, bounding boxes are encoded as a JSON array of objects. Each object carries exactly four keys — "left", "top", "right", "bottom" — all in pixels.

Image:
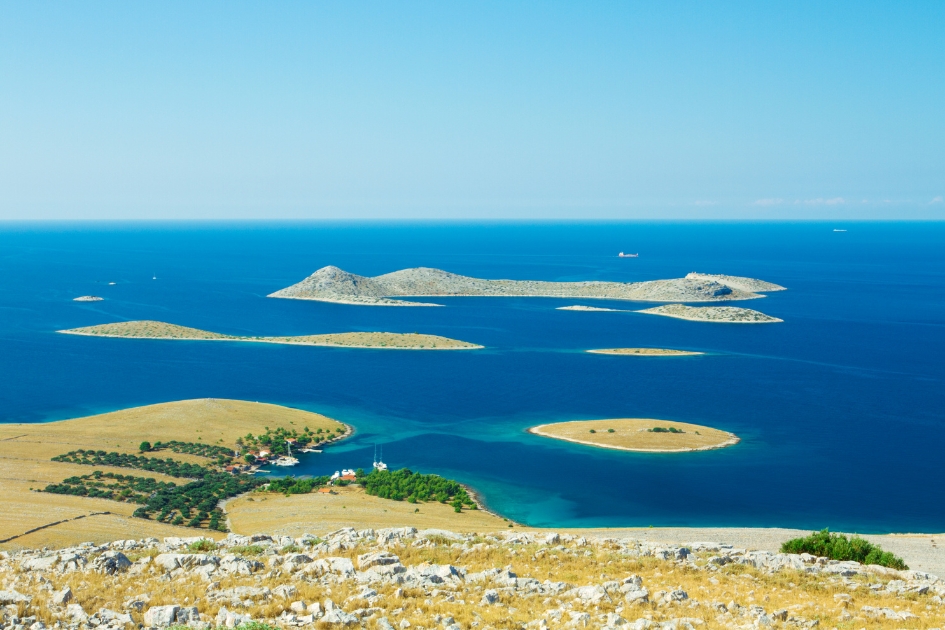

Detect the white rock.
[
  {"left": 272, "top": 584, "right": 297, "bottom": 599},
  {"left": 0, "top": 589, "right": 31, "bottom": 605},
  {"left": 51, "top": 587, "right": 73, "bottom": 606},
  {"left": 321, "top": 609, "right": 359, "bottom": 626},
  {"left": 480, "top": 589, "right": 499, "bottom": 605},
  {"left": 143, "top": 605, "right": 180, "bottom": 627},
  {"left": 66, "top": 603, "right": 88, "bottom": 622}
]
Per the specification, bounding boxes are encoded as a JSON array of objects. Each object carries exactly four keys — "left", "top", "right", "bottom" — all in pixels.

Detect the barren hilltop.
[{"left": 268, "top": 267, "right": 785, "bottom": 307}]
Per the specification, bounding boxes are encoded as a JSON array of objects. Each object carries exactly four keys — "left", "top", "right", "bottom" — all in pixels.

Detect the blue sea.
[{"left": 1, "top": 221, "right": 943, "bottom": 533}]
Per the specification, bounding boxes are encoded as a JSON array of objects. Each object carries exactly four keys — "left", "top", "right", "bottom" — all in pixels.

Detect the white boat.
[
  {"left": 618, "top": 252, "right": 639, "bottom": 258},
  {"left": 833, "top": 229, "right": 847, "bottom": 232},
  {"left": 373, "top": 445, "right": 388, "bottom": 471},
  {"left": 271, "top": 456, "right": 299, "bottom": 467}
]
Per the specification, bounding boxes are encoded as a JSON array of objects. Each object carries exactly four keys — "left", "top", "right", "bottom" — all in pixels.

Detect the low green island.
[{"left": 58, "top": 320, "right": 483, "bottom": 350}]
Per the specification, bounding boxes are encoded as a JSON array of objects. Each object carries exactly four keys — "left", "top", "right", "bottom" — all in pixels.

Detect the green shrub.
[
  {"left": 780, "top": 529, "right": 908, "bottom": 570},
  {"left": 187, "top": 539, "right": 217, "bottom": 553},
  {"left": 230, "top": 544, "right": 265, "bottom": 556},
  {"left": 588, "top": 429, "right": 596, "bottom": 434},
  {"left": 139, "top": 441, "right": 151, "bottom": 452},
  {"left": 607, "top": 429, "right": 615, "bottom": 433}
]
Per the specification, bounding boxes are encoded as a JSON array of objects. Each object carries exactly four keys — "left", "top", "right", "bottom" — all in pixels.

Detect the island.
[
  {"left": 637, "top": 304, "right": 783, "bottom": 323},
  {"left": 586, "top": 348, "right": 704, "bottom": 356},
  {"left": 72, "top": 296, "right": 103, "bottom": 302},
  {"left": 528, "top": 418, "right": 740, "bottom": 452},
  {"left": 685, "top": 272, "right": 786, "bottom": 293},
  {"left": 268, "top": 265, "right": 785, "bottom": 306},
  {"left": 57, "top": 320, "right": 483, "bottom": 350},
  {"left": 556, "top": 305, "right": 628, "bottom": 312}
]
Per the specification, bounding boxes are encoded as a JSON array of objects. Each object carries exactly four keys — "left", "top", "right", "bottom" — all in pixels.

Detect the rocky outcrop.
[
  {"left": 269, "top": 266, "right": 783, "bottom": 306},
  {"left": 3, "top": 527, "right": 939, "bottom": 630},
  {"left": 685, "top": 273, "right": 786, "bottom": 293}
]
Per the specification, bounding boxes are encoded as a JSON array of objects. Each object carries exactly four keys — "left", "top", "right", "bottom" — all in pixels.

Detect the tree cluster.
[{"left": 360, "top": 468, "right": 477, "bottom": 512}]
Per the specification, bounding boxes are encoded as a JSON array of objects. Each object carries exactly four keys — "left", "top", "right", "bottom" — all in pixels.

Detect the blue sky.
[{"left": 1, "top": 2, "right": 942, "bottom": 220}]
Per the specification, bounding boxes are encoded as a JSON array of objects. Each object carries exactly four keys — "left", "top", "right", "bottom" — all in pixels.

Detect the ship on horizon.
[{"left": 618, "top": 252, "right": 639, "bottom": 258}]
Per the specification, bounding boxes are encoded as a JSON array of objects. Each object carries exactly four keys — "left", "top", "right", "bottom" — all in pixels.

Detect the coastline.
[
  {"left": 527, "top": 423, "right": 741, "bottom": 453},
  {"left": 57, "top": 329, "right": 483, "bottom": 350},
  {"left": 273, "top": 292, "right": 767, "bottom": 305}
]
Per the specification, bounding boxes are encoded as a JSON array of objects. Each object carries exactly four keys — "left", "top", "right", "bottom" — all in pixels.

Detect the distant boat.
[
  {"left": 373, "top": 444, "right": 388, "bottom": 471},
  {"left": 618, "top": 252, "right": 639, "bottom": 258},
  {"left": 833, "top": 229, "right": 847, "bottom": 232},
  {"left": 152, "top": 273, "right": 157, "bottom": 280}
]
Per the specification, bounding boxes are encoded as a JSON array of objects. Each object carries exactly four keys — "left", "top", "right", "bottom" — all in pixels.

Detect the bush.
[
  {"left": 588, "top": 429, "right": 596, "bottom": 434},
  {"left": 139, "top": 441, "right": 151, "bottom": 452},
  {"left": 780, "top": 529, "right": 908, "bottom": 570},
  {"left": 187, "top": 539, "right": 217, "bottom": 553}
]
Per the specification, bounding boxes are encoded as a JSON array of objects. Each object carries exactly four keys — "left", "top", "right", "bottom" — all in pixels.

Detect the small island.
[
  {"left": 58, "top": 320, "right": 483, "bottom": 350},
  {"left": 529, "top": 418, "right": 740, "bottom": 453},
  {"left": 73, "top": 296, "right": 104, "bottom": 302},
  {"left": 637, "top": 304, "right": 783, "bottom": 323},
  {"left": 557, "top": 305, "right": 628, "bottom": 312},
  {"left": 587, "top": 348, "right": 704, "bottom": 356}
]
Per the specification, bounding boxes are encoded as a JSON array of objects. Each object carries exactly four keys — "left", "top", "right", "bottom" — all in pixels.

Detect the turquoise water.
[{"left": 1, "top": 221, "right": 943, "bottom": 532}]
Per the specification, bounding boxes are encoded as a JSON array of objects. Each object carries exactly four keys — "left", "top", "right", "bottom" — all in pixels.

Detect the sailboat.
[
  {"left": 373, "top": 444, "right": 388, "bottom": 471},
  {"left": 271, "top": 439, "right": 299, "bottom": 466}
]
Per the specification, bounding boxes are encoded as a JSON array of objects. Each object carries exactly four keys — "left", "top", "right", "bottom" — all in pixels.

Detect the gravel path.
[{"left": 570, "top": 527, "right": 945, "bottom": 577}]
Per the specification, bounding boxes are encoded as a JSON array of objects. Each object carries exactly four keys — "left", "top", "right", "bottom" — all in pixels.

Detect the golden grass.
[
  {"left": 59, "top": 321, "right": 483, "bottom": 349},
  {"left": 0, "top": 399, "right": 343, "bottom": 550},
  {"left": 226, "top": 485, "right": 511, "bottom": 536},
  {"left": 529, "top": 418, "right": 739, "bottom": 453},
  {"left": 7, "top": 536, "right": 942, "bottom": 630},
  {"left": 587, "top": 348, "right": 704, "bottom": 356}
]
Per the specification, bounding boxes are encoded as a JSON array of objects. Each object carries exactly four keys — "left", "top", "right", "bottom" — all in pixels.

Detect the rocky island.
[
  {"left": 638, "top": 304, "right": 783, "bottom": 323},
  {"left": 587, "top": 348, "right": 704, "bottom": 356},
  {"left": 269, "top": 266, "right": 784, "bottom": 306},
  {"left": 72, "top": 296, "right": 103, "bottom": 302},
  {"left": 685, "top": 272, "right": 786, "bottom": 293},
  {"left": 58, "top": 321, "right": 482, "bottom": 350},
  {"left": 529, "top": 418, "right": 740, "bottom": 453}
]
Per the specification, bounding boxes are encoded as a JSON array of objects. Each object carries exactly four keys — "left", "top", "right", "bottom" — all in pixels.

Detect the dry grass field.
[
  {"left": 586, "top": 348, "right": 704, "bottom": 356},
  {"left": 529, "top": 418, "right": 739, "bottom": 453},
  {"left": 7, "top": 530, "right": 944, "bottom": 630},
  {"left": 0, "top": 398, "right": 343, "bottom": 550},
  {"left": 60, "top": 321, "right": 483, "bottom": 349},
  {"left": 227, "top": 484, "right": 512, "bottom": 537}
]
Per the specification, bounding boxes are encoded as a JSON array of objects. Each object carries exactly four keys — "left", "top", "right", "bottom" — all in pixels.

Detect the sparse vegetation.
[
  {"left": 781, "top": 529, "right": 908, "bottom": 570},
  {"left": 648, "top": 426, "right": 683, "bottom": 433}
]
